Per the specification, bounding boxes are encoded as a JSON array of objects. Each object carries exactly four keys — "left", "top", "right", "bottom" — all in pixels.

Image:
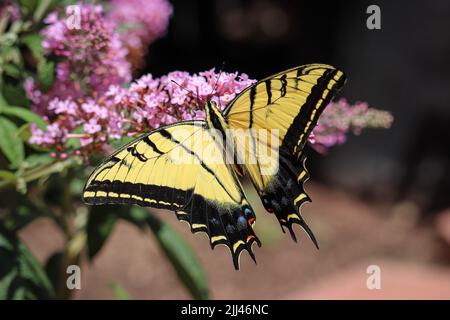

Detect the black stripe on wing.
[
  {"left": 83, "top": 180, "right": 190, "bottom": 210},
  {"left": 282, "top": 68, "right": 346, "bottom": 158}
]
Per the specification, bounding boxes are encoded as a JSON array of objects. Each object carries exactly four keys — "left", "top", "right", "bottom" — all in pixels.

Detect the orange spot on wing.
[
  {"left": 247, "top": 235, "right": 255, "bottom": 242},
  {"left": 248, "top": 218, "right": 255, "bottom": 226}
]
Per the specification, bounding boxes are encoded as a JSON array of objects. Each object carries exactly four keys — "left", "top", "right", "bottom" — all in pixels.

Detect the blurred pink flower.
[
  {"left": 310, "top": 98, "right": 394, "bottom": 154},
  {"left": 27, "top": 4, "right": 131, "bottom": 115},
  {"left": 84, "top": 119, "right": 102, "bottom": 134},
  {"left": 29, "top": 123, "right": 68, "bottom": 145},
  {"left": 0, "top": 1, "right": 20, "bottom": 21},
  {"left": 48, "top": 99, "right": 78, "bottom": 116},
  {"left": 107, "top": 0, "right": 173, "bottom": 49}
]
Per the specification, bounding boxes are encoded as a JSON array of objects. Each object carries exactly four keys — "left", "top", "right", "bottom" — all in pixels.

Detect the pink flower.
[
  {"left": 29, "top": 123, "right": 68, "bottom": 147},
  {"left": 48, "top": 99, "right": 78, "bottom": 116},
  {"left": 29, "top": 124, "right": 50, "bottom": 145},
  {"left": 107, "top": 0, "right": 173, "bottom": 50},
  {"left": 84, "top": 119, "right": 102, "bottom": 135},
  {"left": 28, "top": 4, "right": 131, "bottom": 116},
  {"left": 0, "top": 1, "right": 21, "bottom": 22},
  {"left": 310, "top": 98, "right": 394, "bottom": 154}
]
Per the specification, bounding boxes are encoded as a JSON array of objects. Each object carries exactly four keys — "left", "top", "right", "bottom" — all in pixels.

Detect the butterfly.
[{"left": 83, "top": 64, "right": 346, "bottom": 269}]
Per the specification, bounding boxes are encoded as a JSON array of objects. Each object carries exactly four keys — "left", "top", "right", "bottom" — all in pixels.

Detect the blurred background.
[{"left": 2, "top": 0, "right": 450, "bottom": 299}]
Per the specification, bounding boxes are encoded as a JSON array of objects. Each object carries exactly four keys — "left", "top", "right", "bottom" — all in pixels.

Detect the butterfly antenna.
[
  {"left": 171, "top": 80, "right": 194, "bottom": 96},
  {"left": 211, "top": 61, "right": 226, "bottom": 96},
  {"left": 172, "top": 79, "right": 203, "bottom": 108}
]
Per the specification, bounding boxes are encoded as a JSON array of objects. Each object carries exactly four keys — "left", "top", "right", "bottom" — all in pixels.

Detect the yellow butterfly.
[{"left": 83, "top": 64, "right": 346, "bottom": 269}]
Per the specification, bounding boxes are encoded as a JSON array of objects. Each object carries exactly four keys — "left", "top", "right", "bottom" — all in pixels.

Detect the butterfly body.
[{"left": 83, "top": 64, "right": 346, "bottom": 269}]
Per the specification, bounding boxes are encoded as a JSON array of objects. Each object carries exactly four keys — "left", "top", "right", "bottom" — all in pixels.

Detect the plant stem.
[
  {"left": 55, "top": 168, "right": 88, "bottom": 299},
  {"left": 0, "top": 156, "right": 82, "bottom": 192}
]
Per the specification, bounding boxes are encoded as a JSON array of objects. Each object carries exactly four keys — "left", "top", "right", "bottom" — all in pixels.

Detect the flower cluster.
[
  {"left": 107, "top": 0, "right": 173, "bottom": 50},
  {"left": 309, "top": 98, "right": 394, "bottom": 154},
  {"left": 29, "top": 70, "right": 256, "bottom": 157},
  {"left": 26, "top": 4, "right": 131, "bottom": 115}
]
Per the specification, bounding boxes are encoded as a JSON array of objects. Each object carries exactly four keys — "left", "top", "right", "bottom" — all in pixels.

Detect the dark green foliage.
[{"left": 0, "top": 222, "right": 54, "bottom": 299}]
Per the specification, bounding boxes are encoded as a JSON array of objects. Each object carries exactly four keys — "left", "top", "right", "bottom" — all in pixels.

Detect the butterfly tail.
[
  {"left": 261, "top": 153, "right": 318, "bottom": 248},
  {"left": 176, "top": 193, "right": 261, "bottom": 270}
]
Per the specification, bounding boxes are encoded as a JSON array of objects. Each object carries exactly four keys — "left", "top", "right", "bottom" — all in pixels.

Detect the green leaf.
[
  {"left": 110, "top": 136, "right": 135, "bottom": 149},
  {"left": 44, "top": 251, "right": 63, "bottom": 292},
  {"left": 0, "top": 94, "right": 8, "bottom": 112},
  {"left": 87, "top": 206, "right": 119, "bottom": 259},
  {"left": 9, "top": 21, "right": 25, "bottom": 37},
  {"left": 2, "top": 83, "right": 29, "bottom": 107},
  {"left": 19, "top": 0, "right": 38, "bottom": 14},
  {"left": 69, "top": 177, "right": 85, "bottom": 197},
  {"left": 2, "top": 106, "right": 47, "bottom": 129},
  {"left": 0, "top": 47, "right": 22, "bottom": 66},
  {"left": 3, "top": 64, "right": 21, "bottom": 78},
  {"left": 146, "top": 211, "right": 209, "bottom": 300},
  {"left": 0, "top": 116, "right": 25, "bottom": 167},
  {"left": 17, "top": 123, "right": 31, "bottom": 142},
  {"left": 122, "top": 206, "right": 148, "bottom": 229},
  {"left": 20, "top": 153, "right": 53, "bottom": 170},
  {"left": 110, "top": 281, "right": 132, "bottom": 300},
  {"left": 21, "top": 34, "right": 44, "bottom": 61},
  {"left": 4, "top": 203, "right": 41, "bottom": 232},
  {"left": 0, "top": 170, "right": 16, "bottom": 183},
  {"left": 33, "top": 0, "right": 53, "bottom": 22},
  {"left": 0, "top": 222, "right": 55, "bottom": 299},
  {"left": 37, "top": 60, "right": 55, "bottom": 92}
]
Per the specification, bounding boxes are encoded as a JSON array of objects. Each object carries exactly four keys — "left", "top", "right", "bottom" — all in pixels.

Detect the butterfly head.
[
  {"left": 205, "top": 99, "right": 228, "bottom": 132},
  {"left": 204, "top": 99, "right": 219, "bottom": 115}
]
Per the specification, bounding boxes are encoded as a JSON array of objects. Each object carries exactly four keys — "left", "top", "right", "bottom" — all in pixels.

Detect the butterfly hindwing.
[
  {"left": 225, "top": 64, "right": 346, "bottom": 243},
  {"left": 83, "top": 121, "right": 260, "bottom": 269},
  {"left": 260, "top": 152, "right": 318, "bottom": 245}
]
